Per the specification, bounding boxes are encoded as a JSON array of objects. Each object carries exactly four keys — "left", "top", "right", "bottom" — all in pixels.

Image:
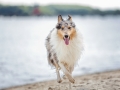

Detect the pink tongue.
[{"left": 64, "top": 38, "right": 69, "bottom": 45}]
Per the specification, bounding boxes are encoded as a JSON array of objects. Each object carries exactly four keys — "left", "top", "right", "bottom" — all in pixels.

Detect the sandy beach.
[{"left": 3, "top": 70, "right": 120, "bottom": 90}]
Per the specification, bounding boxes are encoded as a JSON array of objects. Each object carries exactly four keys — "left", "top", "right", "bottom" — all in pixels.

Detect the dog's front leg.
[{"left": 59, "top": 62, "right": 75, "bottom": 83}]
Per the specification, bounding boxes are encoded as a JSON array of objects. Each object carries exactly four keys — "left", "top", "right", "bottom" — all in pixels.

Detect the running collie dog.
[{"left": 45, "top": 15, "right": 83, "bottom": 83}]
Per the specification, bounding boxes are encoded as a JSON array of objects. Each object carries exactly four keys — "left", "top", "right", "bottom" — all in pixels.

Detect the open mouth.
[{"left": 63, "top": 35, "right": 70, "bottom": 45}]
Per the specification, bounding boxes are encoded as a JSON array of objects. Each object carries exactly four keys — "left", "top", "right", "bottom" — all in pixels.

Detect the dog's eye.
[{"left": 68, "top": 27, "right": 71, "bottom": 29}]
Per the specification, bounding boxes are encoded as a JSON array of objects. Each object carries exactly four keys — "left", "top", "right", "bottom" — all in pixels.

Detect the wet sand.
[{"left": 4, "top": 70, "right": 120, "bottom": 90}]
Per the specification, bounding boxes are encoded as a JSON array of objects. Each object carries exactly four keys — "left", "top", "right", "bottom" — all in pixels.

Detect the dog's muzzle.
[{"left": 63, "top": 35, "right": 70, "bottom": 45}]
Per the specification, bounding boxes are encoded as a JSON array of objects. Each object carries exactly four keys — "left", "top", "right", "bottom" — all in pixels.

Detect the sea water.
[{"left": 0, "top": 16, "right": 120, "bottom": 89}]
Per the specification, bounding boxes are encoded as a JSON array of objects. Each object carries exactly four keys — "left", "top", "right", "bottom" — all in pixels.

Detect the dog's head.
[{"left": 56, "top": 15, "right": 76, "bottom": 45}]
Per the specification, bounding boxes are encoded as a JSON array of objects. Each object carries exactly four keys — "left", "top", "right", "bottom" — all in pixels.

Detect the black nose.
[{"left": 65, "top": 35, "right": 68, "bottom": 38}]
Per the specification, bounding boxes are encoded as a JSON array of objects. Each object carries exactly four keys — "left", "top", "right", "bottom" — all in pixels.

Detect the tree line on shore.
[{"left": 0, "top": 4, "right": 120, "bottom": 16}]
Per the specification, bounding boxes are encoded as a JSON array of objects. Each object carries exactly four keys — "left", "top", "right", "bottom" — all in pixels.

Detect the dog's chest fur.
[{"left": 50, "top": 29, "right": 83, "bottom": 66}]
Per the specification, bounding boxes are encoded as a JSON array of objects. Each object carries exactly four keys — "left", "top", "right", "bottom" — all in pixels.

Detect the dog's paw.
[
  {"left": 66, "top": 74, "right": 75, "bottom": 83},
  {"left": 57, "top": 79, "right": 62, "bottom": 83},
  {"left": 69, "top": 78, "right": 75, "bottom": 83}
]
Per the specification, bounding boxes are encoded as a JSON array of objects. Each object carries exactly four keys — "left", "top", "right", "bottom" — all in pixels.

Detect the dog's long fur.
[{"left": 45, "top": 15, "right": 83, "bottom": 83}]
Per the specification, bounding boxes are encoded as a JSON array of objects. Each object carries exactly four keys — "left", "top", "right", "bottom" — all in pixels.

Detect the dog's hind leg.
[{"left": 59, "top": 62, "right": 75, "bottom": 83}]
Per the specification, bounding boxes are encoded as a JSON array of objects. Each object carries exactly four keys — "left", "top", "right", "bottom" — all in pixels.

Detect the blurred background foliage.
[{"left": 0, "top": 4, "right": 120, "bottom": 16}]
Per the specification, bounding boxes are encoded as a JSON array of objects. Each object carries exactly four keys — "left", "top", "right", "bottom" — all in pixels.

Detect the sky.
[{"left": 0, "top": 0, "right": 120, "bottom": 10}]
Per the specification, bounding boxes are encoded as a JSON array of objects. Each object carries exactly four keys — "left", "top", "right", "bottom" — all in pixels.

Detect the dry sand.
[{"left": 3, "top": 70, "right": 120, "bottom": 90}]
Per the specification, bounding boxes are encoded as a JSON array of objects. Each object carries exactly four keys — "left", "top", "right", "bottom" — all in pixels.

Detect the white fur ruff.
[{"left": 50, "top": 28, "right": 84, "bottom": 67}]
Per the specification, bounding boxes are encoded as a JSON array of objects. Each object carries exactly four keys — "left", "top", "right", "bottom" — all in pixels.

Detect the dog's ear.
[
  {"left": 68, "top": 15, "right": 72, "bottom": 21},
  {"left": 58, "top": 15, "right": 63, "bottom": 23}
]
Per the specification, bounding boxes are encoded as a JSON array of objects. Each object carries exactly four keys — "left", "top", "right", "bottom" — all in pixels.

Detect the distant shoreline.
[
  {"left": 0, "top": 4, "right": 120, "bottom": 16},
  {"left": 0, "top": 15, "right": 120, "bottom": 17}
]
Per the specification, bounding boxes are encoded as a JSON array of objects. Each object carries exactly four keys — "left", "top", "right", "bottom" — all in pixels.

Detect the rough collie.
[{"left": 45, "top": 15, "right": 83, "bottom": 83}]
